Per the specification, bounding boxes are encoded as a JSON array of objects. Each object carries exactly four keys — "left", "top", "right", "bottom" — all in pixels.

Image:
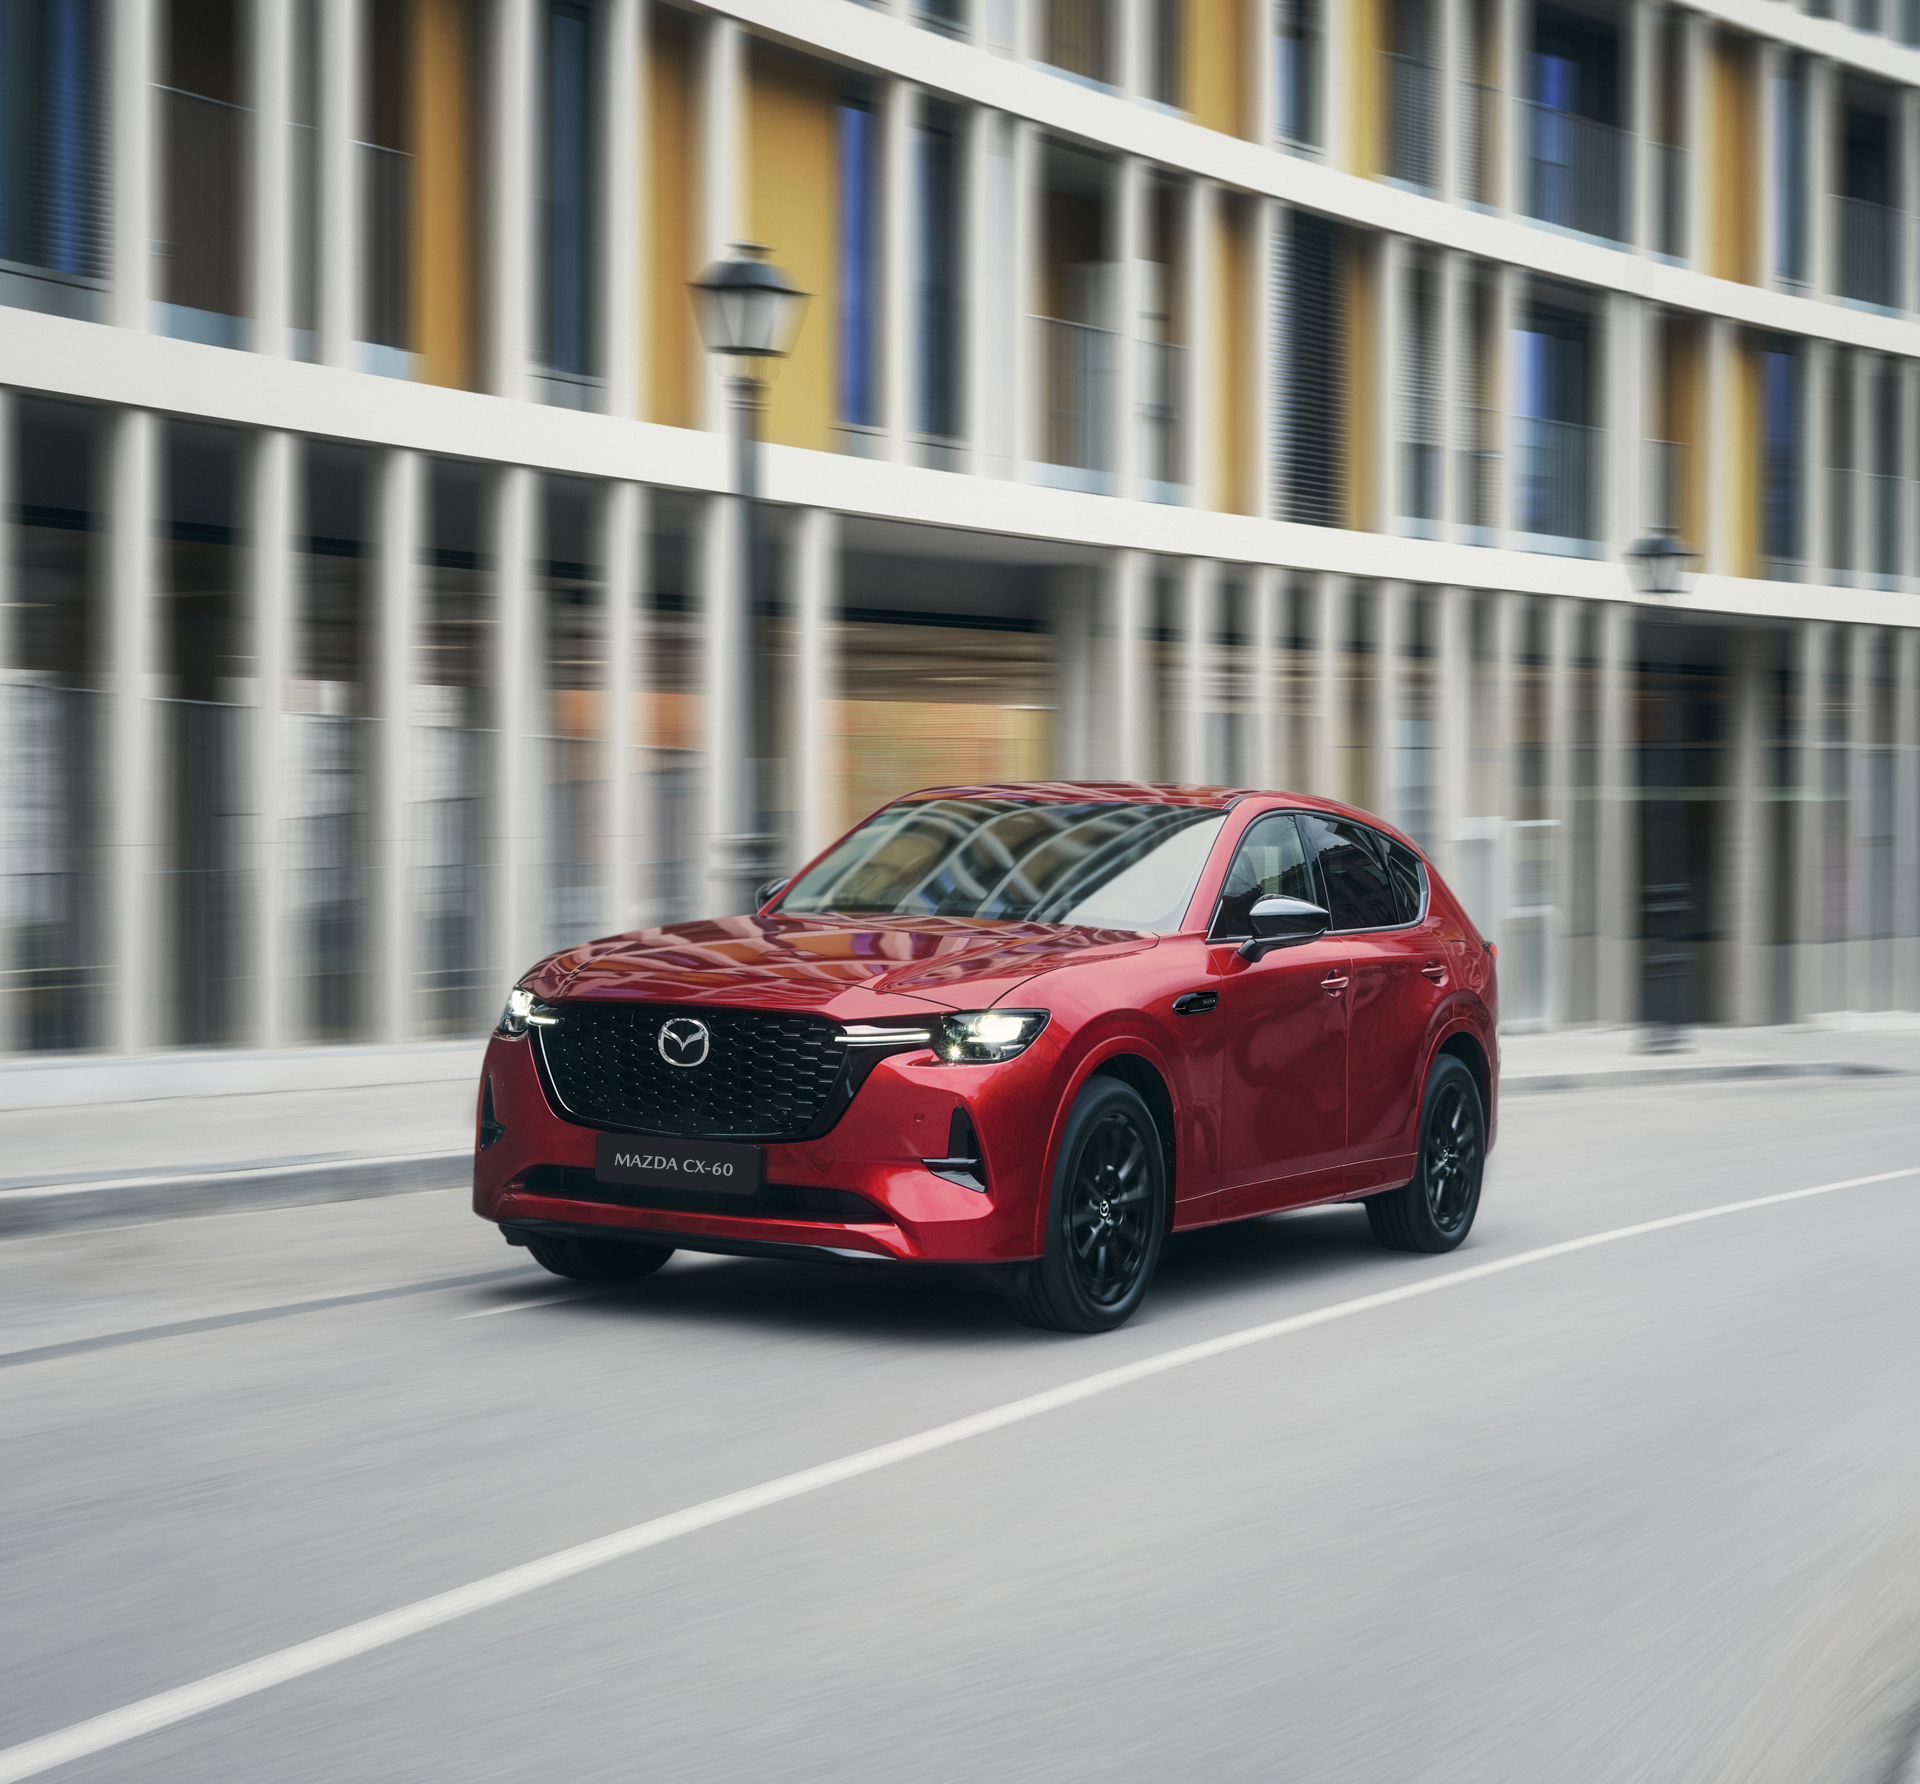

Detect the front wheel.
[
  {"left": 1365, "top": 1054, "right": 1485, "bottom": 1254},
  {"left": 526, "top": 1234, "right": 675, "bottom": 1282},
  {"left": 1014, "top": 1077, "right": 1168, "bottom": 1333}
]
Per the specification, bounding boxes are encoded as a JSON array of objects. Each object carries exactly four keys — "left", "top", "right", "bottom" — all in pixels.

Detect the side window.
[
  {"left": 1207, "top": 813, "right": 1315, "bottom": 940},
  {"left": 1299, "top": 815, "right": 1399, "bottom": 930},
  {"left": 1379, "top": 833, "right": 1427, "bottom": 925}
]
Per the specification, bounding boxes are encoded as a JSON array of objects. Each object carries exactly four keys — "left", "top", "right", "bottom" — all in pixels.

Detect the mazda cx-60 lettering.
[{"left": 473, "top": 783, "right": 1499, "bottom": 1332}]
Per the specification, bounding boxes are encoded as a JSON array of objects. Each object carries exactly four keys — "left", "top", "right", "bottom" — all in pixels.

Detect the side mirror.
[
  {"left": 754, "top": 875, "right": 791, "bottom": 910},
  {"left": 1237, "top": 896, "right": 1331, "bottom": 961}
]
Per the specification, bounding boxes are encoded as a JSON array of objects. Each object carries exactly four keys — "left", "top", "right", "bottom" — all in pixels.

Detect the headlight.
[
  {"left": 497, "top": 987, "right": 562, "bottom": 1037},
  {"left": 933, "top": 1009, "right": 1049, "bottom": 1064}
]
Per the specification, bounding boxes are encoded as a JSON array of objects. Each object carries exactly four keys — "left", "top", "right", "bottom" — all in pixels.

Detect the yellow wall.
[
  {"left": 648, "top": 5, "right": 698, "bottom": 429},
  {"left": 1663, "top": 318, "right": 1705, "bottom": 552},
  {"left": 1347, "top": 0, "right": 1384, "bottom": 177},
  {"left": 1709, "top": 30, "right": 1759, "bottom": 285},
  {"left": 1345, "top": 237, "right": 1376, "bottom": 530},
  {"left": 1185, "top": 0, "right": 1244, "bottom": 137},
  {"left": 1210, "top": 199, "right": 1250, "bottom": 513},
  {"left": 410, "top": 0, "right": 474, "bottom": 389},
  {"left": 747, "top": 50, "right": 837, "bottom": 452}
]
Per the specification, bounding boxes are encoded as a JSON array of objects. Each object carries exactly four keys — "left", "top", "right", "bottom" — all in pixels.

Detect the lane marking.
[
  {"left": 2, "top": 1163, "right": 1915, "bottom": 1784},
  {"left": 0, "top": 1271, "right": 533, "bottom": 1372},
  {"left": 458, "top": 1290, "right": 602, "bottom": 1320}
]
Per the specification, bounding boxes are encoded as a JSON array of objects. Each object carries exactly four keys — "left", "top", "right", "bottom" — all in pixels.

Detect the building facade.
[{"left": 2, "top": 0, "right": 1919, "bottom": 1068}]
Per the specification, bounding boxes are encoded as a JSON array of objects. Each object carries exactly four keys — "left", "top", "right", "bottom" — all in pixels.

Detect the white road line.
[
  {"left": 457, "top": 1291, "right": 602, "bottom": 1320},
  {"left": 3, "top": 1163, "right": 1915, "bottom": 1784}
]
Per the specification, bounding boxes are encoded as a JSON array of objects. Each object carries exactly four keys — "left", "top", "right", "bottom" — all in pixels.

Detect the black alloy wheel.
[
  {"left": 1015, "top": 1077, "right": 1168, "bottom": 1333},
  {"left": 1365, "top": 1054, "right": 1485, "bottom": 1254}
]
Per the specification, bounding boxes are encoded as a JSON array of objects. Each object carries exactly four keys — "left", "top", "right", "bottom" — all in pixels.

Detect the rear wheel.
[
  {"left": 526, "top": 1235, "right": 675, "bottom": 1283},
  {"left": 1015, "top": 1078, "right": 1168, "bottom": 1333},
  {"left": 1365, "top": 1054, "right": 1484, "bottom": 1254}
]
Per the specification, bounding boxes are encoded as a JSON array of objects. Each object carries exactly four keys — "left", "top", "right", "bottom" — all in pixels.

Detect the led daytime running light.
[{"left": 497, "top": 987, "right": 562, "bottom": 1037}]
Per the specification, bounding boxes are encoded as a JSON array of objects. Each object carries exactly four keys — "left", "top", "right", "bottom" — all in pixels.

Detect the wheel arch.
[
  {"left": 1432, "top": 1026, "right": 1492, "bottom": 1128},
  {"left": 1089, "top": 1052, "right": 1180, "bottom": 1226}
]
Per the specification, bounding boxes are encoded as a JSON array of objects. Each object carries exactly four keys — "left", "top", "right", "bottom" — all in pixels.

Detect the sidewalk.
[{"left": 0, "top": 1022, "right": 1912, "bottom": 1238}]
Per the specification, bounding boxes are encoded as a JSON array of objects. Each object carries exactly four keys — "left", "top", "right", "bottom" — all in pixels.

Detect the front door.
[{"left": 1208, "top": 813, "right": 1351, "bottom": 1219}]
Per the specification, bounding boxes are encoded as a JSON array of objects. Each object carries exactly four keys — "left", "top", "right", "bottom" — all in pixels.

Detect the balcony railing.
[
  {"left": 1036, "top": 316, "right": 1114, "bottom": 481},
  {"left": 1385, "top": 54, "right": 1437, "bottom": 190},
  {"left": 1651, "top": 143, "right": 1686, "bottom": 259},
  {"left": 1523, "top": 102, "right": 1626, "bottom": 244},
  {"left": 1140, "top": 338, "right": 1185, "bottom": 492},
  {"left": 1839, "top": 195, "right": 1899, "bottom": 308},
  {"left": 1514, "top": 415, "right": 1598, "bottom": 546},
  {"left": 1459, "top": 81, "right": 1498, "bottom": 206}
]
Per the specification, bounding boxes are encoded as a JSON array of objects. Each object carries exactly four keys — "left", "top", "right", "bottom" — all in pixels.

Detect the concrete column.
[
  {"left": 1544, "top": 597, "right": 1576, "bottom": 1027},
  {"left": 1180, "top": 559, "right": 1215, "bottom": 784},
  {"left": 1704, "top": 317, "right": 1737, "bottom": 575},
  {"left": 249, "top": 0, "right": 293, "bottom": 356},
  {"left": 1606, "top": 292, "right": 1647, "bottom": 560},
  {"left": 372, "top": 449, "right": 423, "bottom": 1041},
  {"left": 1112, "top": 155, "right": 1147, "bottom": 502},
  {"left": 1113, "top": 0, "right": 1143, "bottom": 97},
  {"left": 1853, "top": 351, "right": 1874, "bottom": 587},
  {"left": 492, "top": 465, "right": 539, "bottom": 988},
  {"left": 1184, "top": 180, "right": 1216, "bottom": 510},
  {"left": 487, "top": 0, "right": 537, "bottom": 400},
  {"left": 1791, "top": 621, "right": 1826, "bottom": 1020},
  {"left": 1437, "top": 250, "right": 1465, "bottom": 540},
  {"left": 1321, "top": 0, "right": 1351, "bottom": 173},
  {"left": 1011, "top": 118, "right": 1041, "bottom": 471},
  {"left": 1805, "top": 338, "right": 1831, "bottom": 583},
  {"left": 1807, "top": 58, "right": 1835, "bottom": 300},
  {"left": 601, "top": 0, "right": 645, "bottom": 421},
  {"left": 602, "top": 480, "right": 644, "bottom": 930},
  {"left": 881, "top": 78, "right": 915, "bottom": 460},
  {"left": 317, "top": 0, "right": 362, "bottom": 367},
  {"left": 1490, "top": 590, "right": 1524, "bottom": 962},
  {"left": 1374, "top": 581, "right": 1405, "bottom": 828},
  {"left": 0, "top": 393, "right": 12, "bottom": 1047},
  {"left": 1436, "top": 0, "right": 1462, "bottom": 204},
  {"left": 1847, "top": 624, "right": 1872, "bottom": 1013},
  {"left": 1758, "top": 41, "right": 1784, "bottom": 290},
  {"left": 1250, "top": 200, "right": 1279, "bottom": 520},
  {"left": 106, "top": 409, "right": 160, "bottom": 1052},
  {"left": 699, "top": 489, "right": 750, "bottom": 912},
  {"left": 1681, "top": 11, "right": 1709, "bottom": 276},
  {"left": 249, "top": 430, "right": 296, "bottom": 1048},
  {"left": 1054, "top": 570, "right": 1096, "bottom": 781},
  {"left": 1111, "top": 549, "right": 1149, "bottom": 781},
  {"left": 109, "top": 0, "right": 156, "bottom": 331},
  {"left": 1253, "top": 565, "right": 1282, "bottom": 787},
  {"left": 1378, "top": 235, "right": 1407, "bottom": 534},
  {"left": 793, "top": 508, "right": 841, "bottom": 861},
  {"left": 1313, "top": 572, "right": 1343, "bottom": 800},
  {"left": 697, "top": 16, "right": 743, "bottom": 433},
  {"left": 1596, "top": 600, "right": 1636, "bottom": 1023},
  {"left": 1894, "top": 629, "right": 1919, "bottom": 1010},
  {"left": 1497, "top": 0, "right": 1523, "bottom": 214},
  {"left": 1626, "top": 0, "right": 1652, "bottom": 252},
  {"left": 1436, "top": 585, "right": 1472, "bottom": 890},
  {"left": 963, "top": 105, "right": 1000, "bottom": 476},
  {"left": 1901, "top": 90, "right": 1920, "bottom": 314},
  {"left": 1725, "top": 625, "right": 1770, "bottom": 1026},
  {"left": 1492, "top": 262, "right": 1521, "bottom": 544},
  {"left": 1247, "top": 0, "right": 1275, "bottom": 148}
]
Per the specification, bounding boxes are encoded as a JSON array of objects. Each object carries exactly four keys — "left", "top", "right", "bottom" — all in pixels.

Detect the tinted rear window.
[{"left": 1299, "top": 815, "right": 1399, "bottom": 930}]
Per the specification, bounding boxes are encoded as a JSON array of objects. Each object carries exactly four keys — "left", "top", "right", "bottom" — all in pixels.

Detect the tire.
[
  {"left": 1014, "top": 1077, "right": 1168, "bottom": 1333},
  {"left": 525, "top": 1235, "right": 675, "bottom": 1283},
  {"left": 1365, "top": 1054, "right": 1485, "bottom": 1254}
]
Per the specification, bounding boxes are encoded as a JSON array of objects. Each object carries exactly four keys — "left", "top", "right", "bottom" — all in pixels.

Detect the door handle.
[
  {"left": 1172, "top": 991, "right": 1218, "bottom": 1015},
  {"left": 1321, "top": 972, "right": 1349, "bottom": 995},
  {"left": 1421, "top": 959, "right": 1448, "bottom": 984}
]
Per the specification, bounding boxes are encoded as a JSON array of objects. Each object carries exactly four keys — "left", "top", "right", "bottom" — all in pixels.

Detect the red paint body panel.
[{"left": 472, "top": 783, "right": 1500, "bottom": 1272}]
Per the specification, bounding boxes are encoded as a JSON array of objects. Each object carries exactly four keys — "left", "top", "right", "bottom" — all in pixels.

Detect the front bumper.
[{"left": 472, "top": 1026, "right": 1057, "bottom": 1264}]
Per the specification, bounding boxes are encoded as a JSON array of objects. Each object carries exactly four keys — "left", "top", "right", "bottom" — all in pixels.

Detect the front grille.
[{"left": 535, "top": 1003, "right": 852, "bottom": 1141}]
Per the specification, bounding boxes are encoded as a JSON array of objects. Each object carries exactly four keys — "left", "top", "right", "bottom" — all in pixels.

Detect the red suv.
[{"left": 474, "top": 784, "right": 1498, "bottom": 1331}]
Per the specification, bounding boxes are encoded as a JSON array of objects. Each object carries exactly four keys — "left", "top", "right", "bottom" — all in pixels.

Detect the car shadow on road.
[{"left": 468, "top": 1203, "right": 1395, "bottom": 1347}]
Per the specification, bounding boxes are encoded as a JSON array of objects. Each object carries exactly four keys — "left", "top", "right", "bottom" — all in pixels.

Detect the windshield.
[{"left": 773, "top": 799, "right": 1226, "bottom": 931}]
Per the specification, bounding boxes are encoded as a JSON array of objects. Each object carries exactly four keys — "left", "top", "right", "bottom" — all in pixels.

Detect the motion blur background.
[{"left": 3, "top": 0, "right": 1920, "bottom": 1086}]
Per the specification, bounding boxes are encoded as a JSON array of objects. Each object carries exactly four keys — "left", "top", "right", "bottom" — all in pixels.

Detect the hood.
[{"left": 525, "top": 914, "right": 1159, "bottom": 1014}]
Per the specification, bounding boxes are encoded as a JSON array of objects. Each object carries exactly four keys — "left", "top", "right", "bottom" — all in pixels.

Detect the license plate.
[{"left": 594, "top": 1133, "right": 763, "bottom": 1195}]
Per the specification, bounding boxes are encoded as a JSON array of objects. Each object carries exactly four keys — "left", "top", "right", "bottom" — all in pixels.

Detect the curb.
[
  {"left": 1502, "top": 1061, "right": 1906, "bottom": 1095},
  {"left": 0, "top": 1151, "right": 472, "bottom": 1239}
]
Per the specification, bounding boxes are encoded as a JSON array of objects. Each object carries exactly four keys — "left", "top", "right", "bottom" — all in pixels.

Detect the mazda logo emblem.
[{"left": 657, "top": 1017, "right": 711, "bottom": 1068}]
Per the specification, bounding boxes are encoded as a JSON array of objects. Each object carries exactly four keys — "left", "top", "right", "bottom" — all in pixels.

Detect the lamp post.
[
  {"left": 689, "top": 244, "right": 809, "bottom": 914},
  {"left": 1624, "top": 526, "right": 1700, "bottom": 1053}
]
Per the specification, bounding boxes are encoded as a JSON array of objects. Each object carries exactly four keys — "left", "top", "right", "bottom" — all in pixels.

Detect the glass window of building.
[
  {"left": 836, "top": 85, "right": 879, "bottom": 439},
  {"left": 912, "top": 100, "right": 962, "bottom": 463},
  {"left": 0, "top": 0, "right": 104, "bottom": 319},
  {"left": 158, "top": 0, "right": 248, "bottom": 346},
  {"left": 542, "top": 0, "right": 598, "bottom": 404},
  {"left": 1273, "top": 0, "right": 1320, "bottom": 147}
]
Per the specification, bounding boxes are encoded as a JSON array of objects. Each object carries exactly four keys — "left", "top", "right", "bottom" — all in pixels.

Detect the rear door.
[
  {"left": 1207, "top": 813, "right": 1351, "bottom": 1219},
  {"left": 1299, "top": 816, "right": 1443, "bottom": 1193}
]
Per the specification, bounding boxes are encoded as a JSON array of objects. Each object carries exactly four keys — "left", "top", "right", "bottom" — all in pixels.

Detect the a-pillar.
[
  {"left": 1311, "top": 572, "right": 1344, "bottom": 800},
  {"left": 372, "top": 449, "right": 423, "bottom": 1040},
  {"left": 1375, "top": 581, "right": 1406, "bottom": 829},
  {"left": 318, "top": 0, "right": 362, "bottom": 367},
  {"left": 492, "top": 467, "right": 540, "bottom": 990},
  {"left": 1108, "top": 549, "right": 1150, "bottom": 780},
  {"left": 1180, "top": 560, "right": 1216, "bottom": 784},
  {"left": 602, "top": 481, "right": 646, "bottom": 930},
  {"left": 487, "top": 0, "right": 537, "bottom": 400},
  {"left": 109, "top": 0, "right": 155, "bottom": 332},
  {"left": 792, "top": 508, "right": 841, "bottom": 861},
  {"left": 248, "top": 0, "right": 293, "bottom": 358},
  {"left": 1724, "top": 625, "right": 1770, "bottom": 1026},
  {"left": 106, "top": 409, "right": 161, "bottom": 1053},
  {"left": 249, "top": 430, "right": 296, "bottom": 1047},
  {"left": 1596, "top": 599, "right": 1637, "bottom": 1023},
  {"left": 601, "top": 0, "right": 646, "bottom": 421}
]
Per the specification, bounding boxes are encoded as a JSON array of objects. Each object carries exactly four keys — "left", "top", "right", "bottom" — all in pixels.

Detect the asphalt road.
[{"left": 4, "top": 1072, "right": 1920, "bottom": 1784}]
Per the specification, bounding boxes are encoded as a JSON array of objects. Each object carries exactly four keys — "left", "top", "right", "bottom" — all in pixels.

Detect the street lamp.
[
  {"left": 1622, "top": 526, "right": 1698, "bottom": 1052},
  {"left": 689, "top": 245, "right": 809, "bottom": 914}
]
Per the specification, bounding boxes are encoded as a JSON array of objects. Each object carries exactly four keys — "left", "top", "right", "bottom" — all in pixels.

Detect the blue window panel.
[
  {"left": 837, "top": 102, "right": 874, "bottom": 429},
  {"left": 44, "top": 0, "right": 89, "bottom": 276},
  {"left": 548, "top": 4, "right": 591, "bottom": 376}
]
